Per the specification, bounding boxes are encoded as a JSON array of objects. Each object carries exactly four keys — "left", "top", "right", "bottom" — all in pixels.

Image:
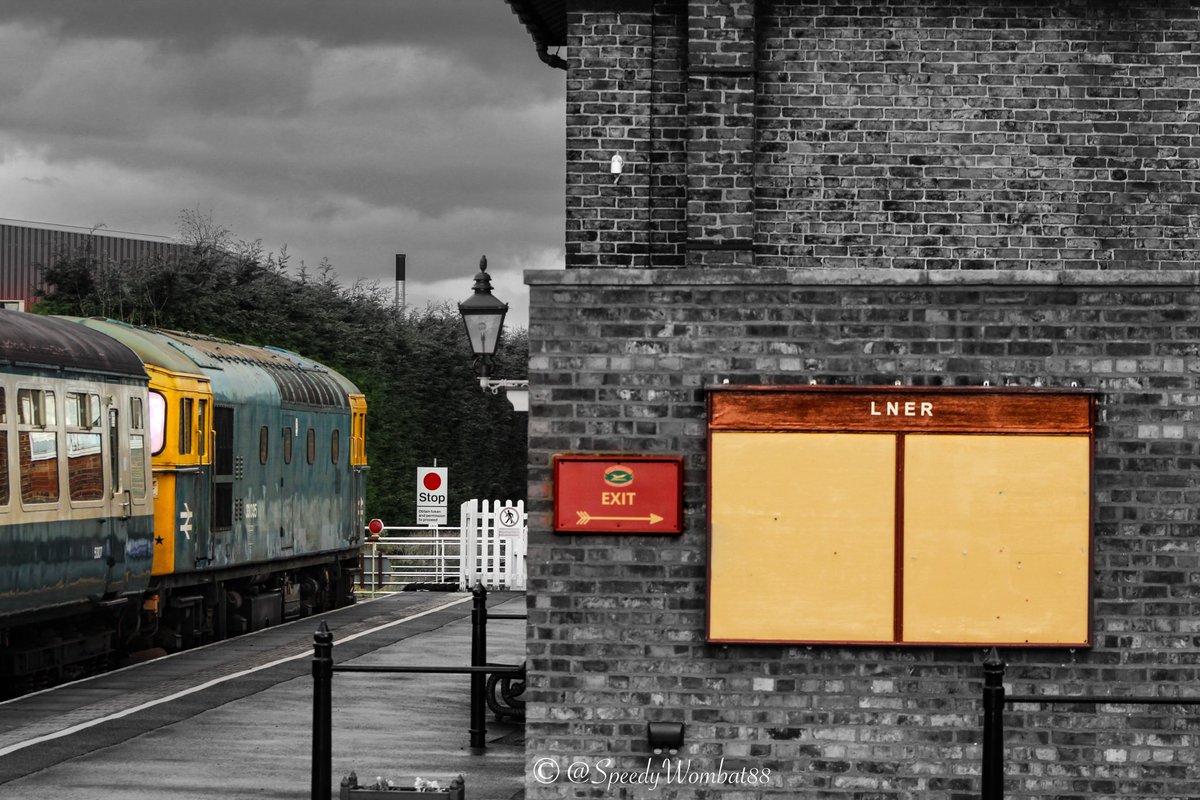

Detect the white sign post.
[{"left": 416, "top": 466, "right": 448, "bottom": 526}]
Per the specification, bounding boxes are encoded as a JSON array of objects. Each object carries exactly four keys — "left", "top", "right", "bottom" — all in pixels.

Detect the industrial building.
[{"left": 0, "top": 218, "right": 187, "bottom": 308}]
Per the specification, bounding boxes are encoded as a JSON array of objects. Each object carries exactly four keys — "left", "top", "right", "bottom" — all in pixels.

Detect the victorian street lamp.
[{"left": 458, "top": 255, "right": 528, "bottom": 411}]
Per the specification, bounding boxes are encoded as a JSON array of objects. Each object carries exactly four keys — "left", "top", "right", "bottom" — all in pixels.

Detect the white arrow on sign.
[
  {"left": 180, "top": 503, "right": 194, "bottom": 540},
  {"left": 576, "top": 511, "right": 663, "bottom": 526}
]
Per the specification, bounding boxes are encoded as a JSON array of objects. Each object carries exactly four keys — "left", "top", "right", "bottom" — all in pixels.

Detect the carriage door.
[
  {"left": 106, "top": 403, "right": 130, "bottom": 591},
  {"left": 211, "top": 407, "right": 235, "bottom": 550},
  {"left": 280, "top": 415, "right": 297, "bottom": 551}
]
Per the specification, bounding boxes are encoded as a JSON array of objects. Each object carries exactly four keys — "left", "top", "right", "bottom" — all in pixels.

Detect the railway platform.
[{"left": 0, "top": 590, "right": 527, "bottom": 800}]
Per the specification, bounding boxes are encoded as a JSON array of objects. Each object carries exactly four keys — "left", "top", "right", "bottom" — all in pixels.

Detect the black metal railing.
[
  {"left": 980, "top": 649, "right": 1200, "bottom": 800},
  {"left": 311, "top": 583, "right": 527, "bottom": 800}
]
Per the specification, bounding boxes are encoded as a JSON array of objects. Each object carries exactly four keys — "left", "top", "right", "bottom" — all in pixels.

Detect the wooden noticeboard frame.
[{"left": 707, "top": 386, "right": 1095, "bottom": 648}]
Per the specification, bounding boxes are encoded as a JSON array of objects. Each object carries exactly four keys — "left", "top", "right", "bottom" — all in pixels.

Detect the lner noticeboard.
[{"left": 707, "top": 386, "right": 1095, "bottom": 648}]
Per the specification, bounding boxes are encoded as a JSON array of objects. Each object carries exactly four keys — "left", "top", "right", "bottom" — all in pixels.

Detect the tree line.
[{"left": 34, "top": 211, "right": 528, "bottom": 525}]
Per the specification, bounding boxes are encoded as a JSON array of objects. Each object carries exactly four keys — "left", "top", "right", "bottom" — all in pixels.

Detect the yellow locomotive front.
[{"left": 76, "top": 320, "right": 364, "bottom": 651}]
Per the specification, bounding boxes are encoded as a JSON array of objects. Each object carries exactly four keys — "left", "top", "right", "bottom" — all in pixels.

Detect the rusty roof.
[{"left": 0, "top": 311, "right": 146, "bottom": 380}]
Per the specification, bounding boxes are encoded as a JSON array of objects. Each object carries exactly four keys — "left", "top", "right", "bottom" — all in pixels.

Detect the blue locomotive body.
[{"left": 0, "top": 312, "right": 367, "bottom": 686}]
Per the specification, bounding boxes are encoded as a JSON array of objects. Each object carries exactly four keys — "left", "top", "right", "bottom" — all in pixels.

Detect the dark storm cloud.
[
  {"left": 0, "top": 1, "right": 563, "bottom": 325},
  {"left": 0, "top": 0, "right": 556, "bottom": 91}
]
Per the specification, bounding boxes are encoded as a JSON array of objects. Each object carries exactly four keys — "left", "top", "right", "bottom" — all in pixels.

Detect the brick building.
[{"left": 506, "top": 2, "right": 1200, "bottom": 797}]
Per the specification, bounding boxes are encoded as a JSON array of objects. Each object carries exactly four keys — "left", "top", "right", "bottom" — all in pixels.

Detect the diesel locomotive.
[{"left": 0, "top": 311, "right": 367, "bottom": 691}]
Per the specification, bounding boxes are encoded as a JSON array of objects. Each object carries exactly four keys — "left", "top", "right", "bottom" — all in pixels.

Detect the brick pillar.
[
  {"left": 686, "top": 0, "right": 757, "bottom": 267},
  {"left": 565, "top": 5, "right": 654, "bottom": 268},
  {"left": 648, "top": 4, "right": 688, "bottom": 268}
]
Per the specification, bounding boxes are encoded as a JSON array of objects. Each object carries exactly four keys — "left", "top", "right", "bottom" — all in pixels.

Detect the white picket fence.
[
  {"left": 459, "top": 499, "right": 527, "bottom": 591},
  {"left": 358, "top": 499, "right": 526, "bottom": 593}
]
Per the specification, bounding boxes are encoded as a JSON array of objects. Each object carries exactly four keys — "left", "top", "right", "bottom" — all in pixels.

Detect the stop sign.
[{"left": 416, "top": 466, "right": 448, "bottom": 526}]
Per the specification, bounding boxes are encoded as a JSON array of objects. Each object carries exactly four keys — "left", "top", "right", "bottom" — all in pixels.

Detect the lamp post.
[{"left": 458, "top": 256, "right": 529, "bottom": 411}]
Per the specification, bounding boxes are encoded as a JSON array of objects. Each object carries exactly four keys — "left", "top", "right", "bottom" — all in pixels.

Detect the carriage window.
[
  {"left": 66, "top": 394, "right": 82, "bottom": 428},
  {"left": 20, "top": 431, "right": 58, "bottom": 503},
  {"left": 108, "top": 409, "right": 121, "bottom": 494},
  {"left": 148, "top": 391, "right": 166, "bottom": 455},
  {"left": 67, "top": 431, "right": 103, "bottom": 501},
  {"left": 18, "top": 388, "right": 58, "bottom": 504},
  {"left": 283, "top": 427, "right": 293, "bottom": 465},
  {"left": 130, "top": 397, "right": 144, "bottom": 430},
  {"left": 130, "top": 434, "right": 146, "bottom": 497},
  {"left": 179, "top": 397, "right": 194, "bottom": 455},
  {"left": 18, "top": 388, "right": 55, "bottom": 427},
  {"left": 331, "top": 430, "right": 340, "bottom": 465},
  {"left": 66, "top": 392, "right": 101, "bottom": 429},
  {"left": 66, "top": 392, "right": 103, "bottom": 502},
  {"left": 306, "top": 428, "right": 316, "bottom": 465},
  {"left": 259, "top": 426, "right": 269, "bottom": 465},
  {"left": 197, "top": 399, "right": 208, "bottom": 457}
]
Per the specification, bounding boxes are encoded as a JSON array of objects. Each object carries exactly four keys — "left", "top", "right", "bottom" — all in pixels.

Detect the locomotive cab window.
[
  {"left": 179, "top": 397, "right": 194, "bottom": 455},
  {"left": 65, "top": 391, "right": 103, "bottom": 502},
  {"left": 148, "top": 391, "right": 166, "bottom": 456},
  {"left": 197, "top": 399, "right": 208, "bottom": 458},
  {"left": 17, "top": 388, "right": 58, "bottom": 505}
]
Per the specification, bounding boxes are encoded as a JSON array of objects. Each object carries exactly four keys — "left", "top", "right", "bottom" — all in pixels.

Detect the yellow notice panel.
[
  {"left": 903, "top": 435, "right": 1091, "bottom": 645},
  {"left": 709, "top": 432, "right": 896, "bottom": 643}
]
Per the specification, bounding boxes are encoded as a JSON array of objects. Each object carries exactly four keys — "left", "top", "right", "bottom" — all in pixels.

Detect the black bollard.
[
  {"left": 312, "top": 621, "right": 334, "bottom": 800},
  {"left": 470, "top": 582, "right": 488, "bottom": 752},
  {"left": 981, "top": 649, "right": 1006, "bottom": 800}
]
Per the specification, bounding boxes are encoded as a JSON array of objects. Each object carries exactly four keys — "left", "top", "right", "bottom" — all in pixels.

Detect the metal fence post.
[
  {"left": 981, "top": 649, "right": 1006, "bottom": 800},
  {"left": 312, "top": 622, "right": 334, "bottom": 800},
  {"left": 470, "top": 582, "right": 488, "bottom": 752},
  {"left": 374, "top": 540, "right": 384, "bottom": 591}
]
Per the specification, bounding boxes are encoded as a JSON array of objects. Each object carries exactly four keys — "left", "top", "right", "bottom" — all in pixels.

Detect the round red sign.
[{"left": 423, "top": 472, "right": 442, "bottom": 491}]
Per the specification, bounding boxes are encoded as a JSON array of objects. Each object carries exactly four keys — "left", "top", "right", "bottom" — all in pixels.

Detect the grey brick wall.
[
  {"left": 525, "top": 268, "right": 1200, "bottom": 798},
  {"left": 532, "top": 0, "right": 1200, "bottom": 796},
  {"left": 566, "top": 10, "right": 654, "bottom": 268},
  {"left": 756, "top": 1, "right": 1200, "bottom": 271},
  {"left": 567, "top": 0, "right": 1200, "bottom": 272}
]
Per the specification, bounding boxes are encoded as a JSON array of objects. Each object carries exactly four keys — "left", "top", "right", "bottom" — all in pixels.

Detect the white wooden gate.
[{"left": 459, "top": 499, "right": 527, "bottom": 590}]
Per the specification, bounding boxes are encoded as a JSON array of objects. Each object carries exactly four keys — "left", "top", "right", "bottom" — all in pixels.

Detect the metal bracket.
[{"left": 478, "top": 378, "right": 529, "bottom": 412}]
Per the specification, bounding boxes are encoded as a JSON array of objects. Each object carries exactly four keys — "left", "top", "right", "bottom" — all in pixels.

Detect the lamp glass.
[{"left": 460, "top": 306, "right": 506, "bottom": 358}]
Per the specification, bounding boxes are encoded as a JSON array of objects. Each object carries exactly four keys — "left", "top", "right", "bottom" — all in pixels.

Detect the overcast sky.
[{"left": 0, "top": 1, "right": 564, "bottom": 328}]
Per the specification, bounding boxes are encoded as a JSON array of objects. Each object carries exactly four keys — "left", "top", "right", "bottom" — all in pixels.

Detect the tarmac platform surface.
[{"left": 0, "top": 591, "right": 527, "bottom": 800}]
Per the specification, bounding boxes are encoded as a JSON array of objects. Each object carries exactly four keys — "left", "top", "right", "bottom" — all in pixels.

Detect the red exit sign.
[{"left": 553, "top": 455, "right": 684, "bottom": 534}]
